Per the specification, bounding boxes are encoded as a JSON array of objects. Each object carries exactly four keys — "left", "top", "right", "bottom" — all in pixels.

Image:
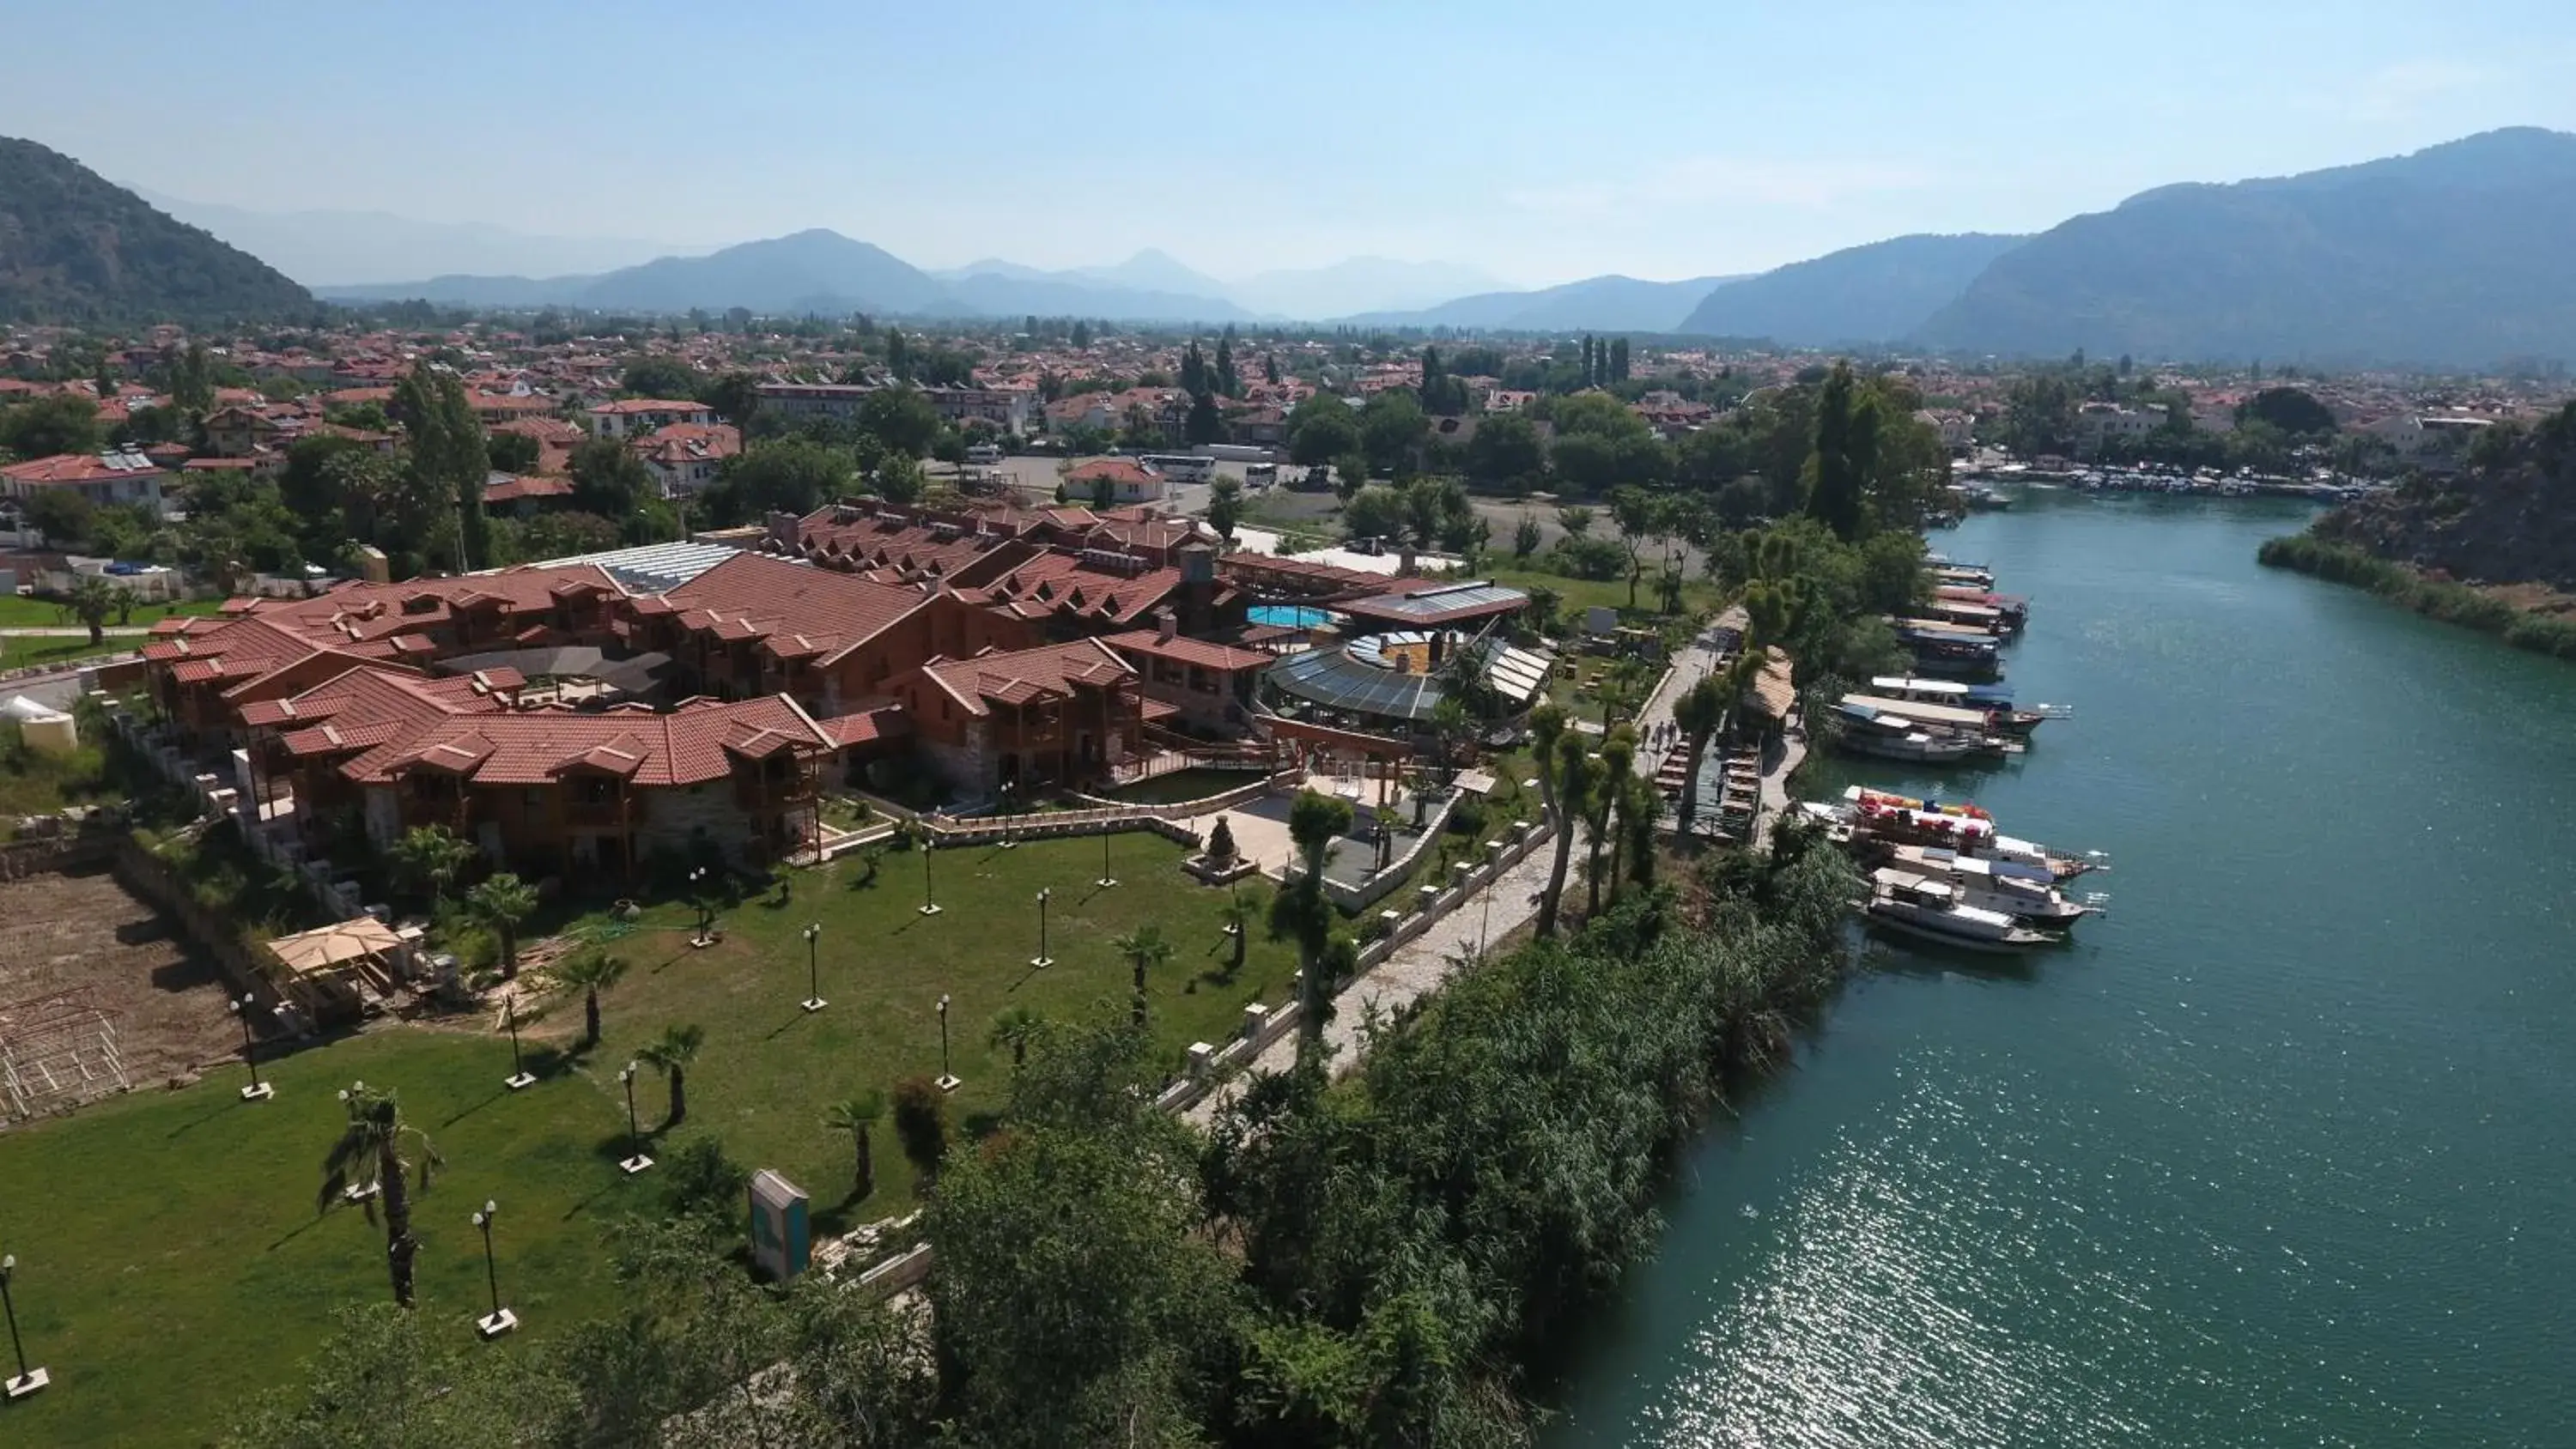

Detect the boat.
[
  {"left": 1830, "top": 702, "right": 2018, "bottom": 763},
  {"left": 1931, "top": 585, "right": 2029, "bottom": 632},
  {"left": 1864, "top": 870, "right": 2067, "bottom": 954},
  {"left": 1883, "top": 845, "right": 2101, "bottom": 925},
  {"left": 1832, "top": 787, "right": 2107, "bottom": 881},
  {"left": 1838, "top": 695, "right": 2028, "bottom": 755},
  {"left": 1866, "top": 676, "right": 2069, "bottom": 734},
  {"left": 1896, "top": 627, "right": 2002, "bottom": 681}
]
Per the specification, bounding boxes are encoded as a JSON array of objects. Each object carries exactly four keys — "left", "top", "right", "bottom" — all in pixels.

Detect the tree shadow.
[
  {"left": 164, "top": 1089, "right": 247, "bottom": 1138},
  {"left": 962, "top": 1109, "right": 1006, "bottom": 1141}
]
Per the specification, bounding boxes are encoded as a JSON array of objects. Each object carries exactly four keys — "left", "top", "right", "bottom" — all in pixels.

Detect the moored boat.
[
  {"left": 1883, "top": 845, "right": 2100, "bottom": 925},
  {"left": 1832, "top": 786, "right": 2107, "bottom": 881},
  {"left": 1830, "top": 701, "right": 2020, "bottom": 762},
  {"left": 1864, "top": 870, "right": 2067, "bottom": 954}
]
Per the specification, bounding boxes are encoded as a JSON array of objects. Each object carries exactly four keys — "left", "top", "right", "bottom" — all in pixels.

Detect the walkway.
[{"left": 1186, "top": 833, "right": 1564, "bottom": 1126}]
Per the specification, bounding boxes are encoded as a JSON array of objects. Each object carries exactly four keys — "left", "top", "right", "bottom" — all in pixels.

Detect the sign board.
[
  {"left": 1584, "top": 605, "right": 1619, "bottom": 638},
  {"left": 747, "top": 1168, "right": 811, "bottom": 1282}
]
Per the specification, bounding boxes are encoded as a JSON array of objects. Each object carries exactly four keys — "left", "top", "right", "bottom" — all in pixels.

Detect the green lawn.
[
  {"left": 0, "top": 834, "right": 1294, "bottom": 1445},
  {"left": 1098, "top": 767, "right": 1268, "bottom": 805},
  {"left": 0, "top": 1030, "right": 635, "bottom": 1449},
  {"left": 0, "top": 635, "right": 134, "bottom": 671},
  {"left": 0, "top": 595, "right": 222, "bottom": 629},
  {"left": 1480, "top": 563, "right": 1726, "bottom": 622}
]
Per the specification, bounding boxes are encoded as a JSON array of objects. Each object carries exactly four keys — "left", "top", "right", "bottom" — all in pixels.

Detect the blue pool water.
[{"left": 1249, "top": 604, "right": 1335, "bottom": 628}]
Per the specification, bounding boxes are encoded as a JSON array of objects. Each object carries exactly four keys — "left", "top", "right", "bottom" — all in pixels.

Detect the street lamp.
[
  {"left": 1096, "top": 828, "right": 1118, "bottom": 889},
  {"left": 0, "top": 1253, "right": 46, "bottom": 1399},
  {"left": 918, "top": 838, "right": 941, "bottom": 916},
  {"left": 617, "top": 1063, "right": 653, "bottom": 1174},
  {"left": 996, "top": 780, "right": 1018, "bottom": 849},
  {"left": 471, "top": 1200, "right": 517, "bottom": 1338},
  {"left": 934, "top": 994, "right": 960, "bottom": 1092},
  {"left": 1031, "top": 888, "right": 1054, "bottom": 968},
  {"left": 800, "top": 922, "right": 827, "bottom": 1013},
  {"left": 229, "top": 993, "right": 272, "bottom": 1101},
  {"left": 502, "top": 999, "right": 536, "bottom": 1091}
]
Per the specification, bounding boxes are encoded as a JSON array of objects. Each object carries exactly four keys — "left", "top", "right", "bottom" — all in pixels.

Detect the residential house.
[
  {"left": 1103, "top": 615, "right": 1271, "bottom": 736},
  {"left": 888, "top": 638, "right": 1142, "bottom": 795},
  {"left": 1064, "top": 458, "right": 1167, "bottom": 505},
  {"left": 632, "top": 421, "right": 741, "bottom": 497},
  {"left": 0, "top": 451, "right": 169, "bottom": 513},
  {"left": 586, "top": 397, "right": 714, "bottom": 439}
]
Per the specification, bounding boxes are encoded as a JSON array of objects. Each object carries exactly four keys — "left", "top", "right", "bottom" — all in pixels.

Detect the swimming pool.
[{"left": 1249, "top": 604, "right": 1337, "bottom": 629}]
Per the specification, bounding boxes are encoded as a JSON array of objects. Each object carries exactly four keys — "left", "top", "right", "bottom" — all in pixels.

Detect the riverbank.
[
  {"left": 2257, "top": 532, "right": 2576, "bottom": 660},
  {"left": 1545, "top": 495, "right": 2576, "bottom": 1447}
]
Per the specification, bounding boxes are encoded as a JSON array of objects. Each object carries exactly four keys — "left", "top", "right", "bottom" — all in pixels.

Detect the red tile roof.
[
  {"left": 657, "top": 551, "right": 928, "bottom": 666},
  {"left": 914, "top": 638, "right": 1135, "bottom": 718},
  {"left": 1100, "top": 629, "right": 1273, "bottom": 672},
  {"left": 351, "top": 694, "right": 829, "bottom": 786}
]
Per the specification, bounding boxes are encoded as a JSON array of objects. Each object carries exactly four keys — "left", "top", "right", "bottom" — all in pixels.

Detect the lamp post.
[
  {"left": 230, "top": 993, "right": 272, "bottom": 1101},
  {"left": 917, "top": 837, "right": 941, "bottom": 916},
  {"left": 996, "top": 780, "right": 1017, "bottom": 849},
  {"left": 0, "top": 1253, "right": 46, "bottom": 1399},
  {"left": 617, "top": 1062, "right": 653, "bottom": 1174},
  {"left": 502, "top": 1000, "right": 536, "bottom": 1091},
  {"left": 800, "top": 922, "right": 827, "bottom": 1013},
  {"left": 471, "top": 1200, "right": 517, "bottom": 1337},
  {"left": 1030, "top": 888, "right": 1054, "bottom": 968},
  {"left": 935, "top": 993, "right": 959, "bottom": 1092},
  {"left": 1096, "top": 828, "right": 1118, "bottom": 889}
]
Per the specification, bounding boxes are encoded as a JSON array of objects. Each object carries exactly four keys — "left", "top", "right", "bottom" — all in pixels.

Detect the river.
[{"left": 1543, "top": 490, "right": 2576, "bottom": 1448}]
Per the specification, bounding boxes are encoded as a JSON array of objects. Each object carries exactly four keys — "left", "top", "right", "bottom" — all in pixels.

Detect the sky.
[{"left": 6, "top": 0, "right": 2576, "bottom": 288}]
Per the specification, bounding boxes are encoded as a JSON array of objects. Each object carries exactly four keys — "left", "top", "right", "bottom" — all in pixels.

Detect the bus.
[{"left": 1141, "top": 453, "right": 1216, "bottom": 483}]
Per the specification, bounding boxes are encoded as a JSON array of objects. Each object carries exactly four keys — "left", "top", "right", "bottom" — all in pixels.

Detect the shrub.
[
  {"left": 1205, "top": 815, "right": 1238, "bottom": 863},
  {"left": 893, "top": 1075, "right": 950, "bottom": 1189}
]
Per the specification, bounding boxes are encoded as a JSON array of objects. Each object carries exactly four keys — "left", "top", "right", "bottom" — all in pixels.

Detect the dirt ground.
[{"left": 0, "top": 866, "right": 236, "bottom": 1106}]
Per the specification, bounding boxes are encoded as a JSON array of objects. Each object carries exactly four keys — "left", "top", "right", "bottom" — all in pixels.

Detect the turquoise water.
[
  {"left": 1249, "top": 604, "right": 1336, "bottom": 628},
  {"left": 1545, "top": 491, "right": 2576, "bottom": 1447}
]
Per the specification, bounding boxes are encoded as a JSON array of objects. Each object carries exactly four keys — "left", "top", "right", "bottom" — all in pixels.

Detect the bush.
[
  {"left": 893, "top": 1075, "right": 950, "bottom": 1189},
  {"left": 1446, "top": 795, "right": 1490, "bottom": 838},
  {"left": 2260, "top": 532, "right": 2576, "bottom": 664},
  {"left": 1205, "top": 815, "right": 1238, "bottom": 863}
]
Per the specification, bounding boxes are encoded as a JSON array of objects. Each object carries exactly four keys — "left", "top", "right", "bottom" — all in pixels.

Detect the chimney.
[
  {"left": 767, "top": 510, "right": 800, "bottom": 547},
  {"left": 1398, "top": 543, "right": 1419, "bottom": 577},
  {"left": 1156, "top": 606, "right": 1178, "bottom": 644}
]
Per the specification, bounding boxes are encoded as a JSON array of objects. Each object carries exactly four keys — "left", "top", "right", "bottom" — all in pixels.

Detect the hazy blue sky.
[{"left": 6, "top": 0, "right": 2573, "bottom": 285}]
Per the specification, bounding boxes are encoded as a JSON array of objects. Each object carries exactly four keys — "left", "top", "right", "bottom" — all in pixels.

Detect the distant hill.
[
  {"left": 131, "top": 191, "right": 699, "bottom": 288},
  {"left": 1070, "top": 249, "right": 1232, "bottom": 303},
  {"left": 325, "top": 230, "right": 1255, "bottom": 322},
  {"left": 1915, "top": 129, "right": 2576, "bottom": 367},
  {"left": 1346, "top": 273, "right": 1750, "bottom": 333},
  {"left": 1674, "top": 233, "right": 2026, "bottom": 344},
  {"left": 0, "top": 137, "right": 313, "bottom": 324},
  {"left": 1232, "top": 257, "right": 1510, "bottom": 321}
]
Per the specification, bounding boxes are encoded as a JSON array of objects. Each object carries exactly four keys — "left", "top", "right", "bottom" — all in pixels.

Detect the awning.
[{"left": 268, "top": 917, "right": 404, "bottom": 979}]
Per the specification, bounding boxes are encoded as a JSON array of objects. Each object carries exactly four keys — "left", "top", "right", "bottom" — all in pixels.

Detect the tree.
[
  {"left": 1358, "top": 390, "right": 1427, "bottom": 474},
  {"left": 1341, "top": 483, "right": 1410, "bottom": 545},
  {"left": 701, "top": 370, "right": 764, "bottom": 434},
  {"left": 483, "top": 429, "right": 540, "bottom": 474},
  {"left": 22, "top": 488, "right": 94, "bottom": 548},
  {"left": 822, "top": 1089, "right": 888, "bottom": 1200},
  {"left": 552, "top": 947, "right": 627, "bottom": 1048},
  {"left": 1467, "top": 411, "right": 1546, "bottom": 484},
  {"left": 1801, "top": 361, "right": 1867, "bottom": 542},
  {"left": 0, "top": 391, "right": 104, "bottom": 458},
  {"left": 1530, "top": 706, "right": 1595, "bottom": 937},
  {"left": 1214, "top": 332, "right": 1241, "bottom": 397},
  {"left": 1206, "top": 476, "right": 1243, "bottom": 540},
  {"left": 720, "top": 438, "right": 849, "bottom": 518},
  {"left": 391, "top": 367, "right": 489, "bottom": 572},
  {"left": 1111, "top": 924, "right": 1173, "bottom": 1024},
  {"left": 1608, "top": 485, "right": 1656, "bottom": 609},
  {"left": 318, "top": 1082, "right": 444, "bottom": 1308},
  {"left": 1513, "top": 513, "right": 1543, "bottom": 558},
  {"left": 988, "top": 1003, "right": 1047, "bottom": 1068},
  {"left": 890, "top": 1076, "right": 948, "bottom": 1191},
  {"left": 2238, "top": 385, "right": 2337, "bottom": 436},
  {"left": 1670, "top": 676, "right": 1728, "bottom": 840},
  {"left": 1184, "top": 388, "right": 1225, "bottom": 446},
  {"left": 1585, "top": 729, "right": 1635, "bottom": 916},
  {"left": 620, "top": 355, "right": 699, "bottom": 399},
  {"left": 1286, "top": 393, "right": 1361, "bottom": 466},
  {"left": 223, "top": 1303, "right": 570, "bottom": 1449},
  {"left": 465, "top": 872, "right": 538, "bottom": 975},
  {"left": 1219, "top": 891, "right": 1256, "bottom": 976},
  {"left": 856, "top": 386, "right": 940, "bottom": 458},
  {"left": 390, "top": 824, "right": 475, "bottom": 909},
  {"left": 62, "top": 573, "right": 119, "bottom": 644},
  {"left": 638, "top": 1022, "right": 705, "bottom": 1126},
  {"left": 1275, "top": 789, "right": 1353, "bottom": 1064}
]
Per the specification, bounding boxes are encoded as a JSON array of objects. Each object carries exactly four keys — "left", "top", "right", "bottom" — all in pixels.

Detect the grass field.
[
  {"left": 0, "top": 635, "right": 133, "bottom": 671},
  {"left": 0, "top": 833, "right": 1294, "bottom": 1445},
  {"left": 0, "top": 595, "right": 223, "bottom": 629},
  {"left": 1479, "top": 563, "right": 1726, "bottom": 622},
  {"left": 1097, "top": 767, "right": 1267, "bottom": 805}
]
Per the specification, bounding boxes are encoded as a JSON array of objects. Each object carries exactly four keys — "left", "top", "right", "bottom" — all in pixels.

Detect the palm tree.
[
  {"left": 465, "top": 872, "right": 538, "bottom": 976},
  {"left": 1281, "top": 790, "right": 1352, "bottom": 1060},
  {"left": 1585, "top": 729, "right": 1635, "bottom": 918},
  {"left": 318, "top": 1081, "right": 443, "bottom": 1308},
  {"left": 1111, "top": 925, "right": 1174, "bottom": 1024},
  {"left": 987, "top": 1004, "right": 1046, "bottom": 1068},
  {"left": 551, "top": 947, "right": 628, "bottom": 1048},
  {"left": 1530, "top": 706, "right": 1592, "bottom": 939},
  {"left": 637, "top": 1023, "right": 705, "bottom": 1126},
  {"left": 1218, "top": 892, "right": 1257, "bottom": 976},
  {"left": 821, "top": 1090, "right": 887, "bottom": 1201},
  {"left": 390, "top": 824, "right": 475, "bottom": 910},
  {"left": 63, "top": 573, "right": 119, "bottom": 646},
  {"left": 1670, "top": 676, "right": 1728, "bottom": 840}
]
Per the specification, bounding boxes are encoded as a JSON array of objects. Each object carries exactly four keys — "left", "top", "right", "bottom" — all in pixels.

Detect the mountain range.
[
  {"left": 0, "top": 137, "right": 312, "bottom": 324},
  {"left": 132, "top": 191, "right": 704, "bottom": 288},
  {"left": 11, "top": 128, "right": 2576, "bottom": 366},
  {"left": 1916, "top": 127, "right": 2576, "bottom": 368}
]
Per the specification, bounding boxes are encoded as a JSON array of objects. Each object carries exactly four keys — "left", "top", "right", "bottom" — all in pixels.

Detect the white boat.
[
  {"left": 1832, "top": 786, "right": 2109, "bottom": 881},
  {"left": 1863, "top": 677, "right": 2067, "bottom": 734},
  {"left": 1883, "top": 847, "right": 2099, "bottom": 925},
  {"left": 1830, "top": 703, "right": 2016, "bottom": 762},
  {"left": 1865, "top": 870, "right": 2067, "bottom": 954}
]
